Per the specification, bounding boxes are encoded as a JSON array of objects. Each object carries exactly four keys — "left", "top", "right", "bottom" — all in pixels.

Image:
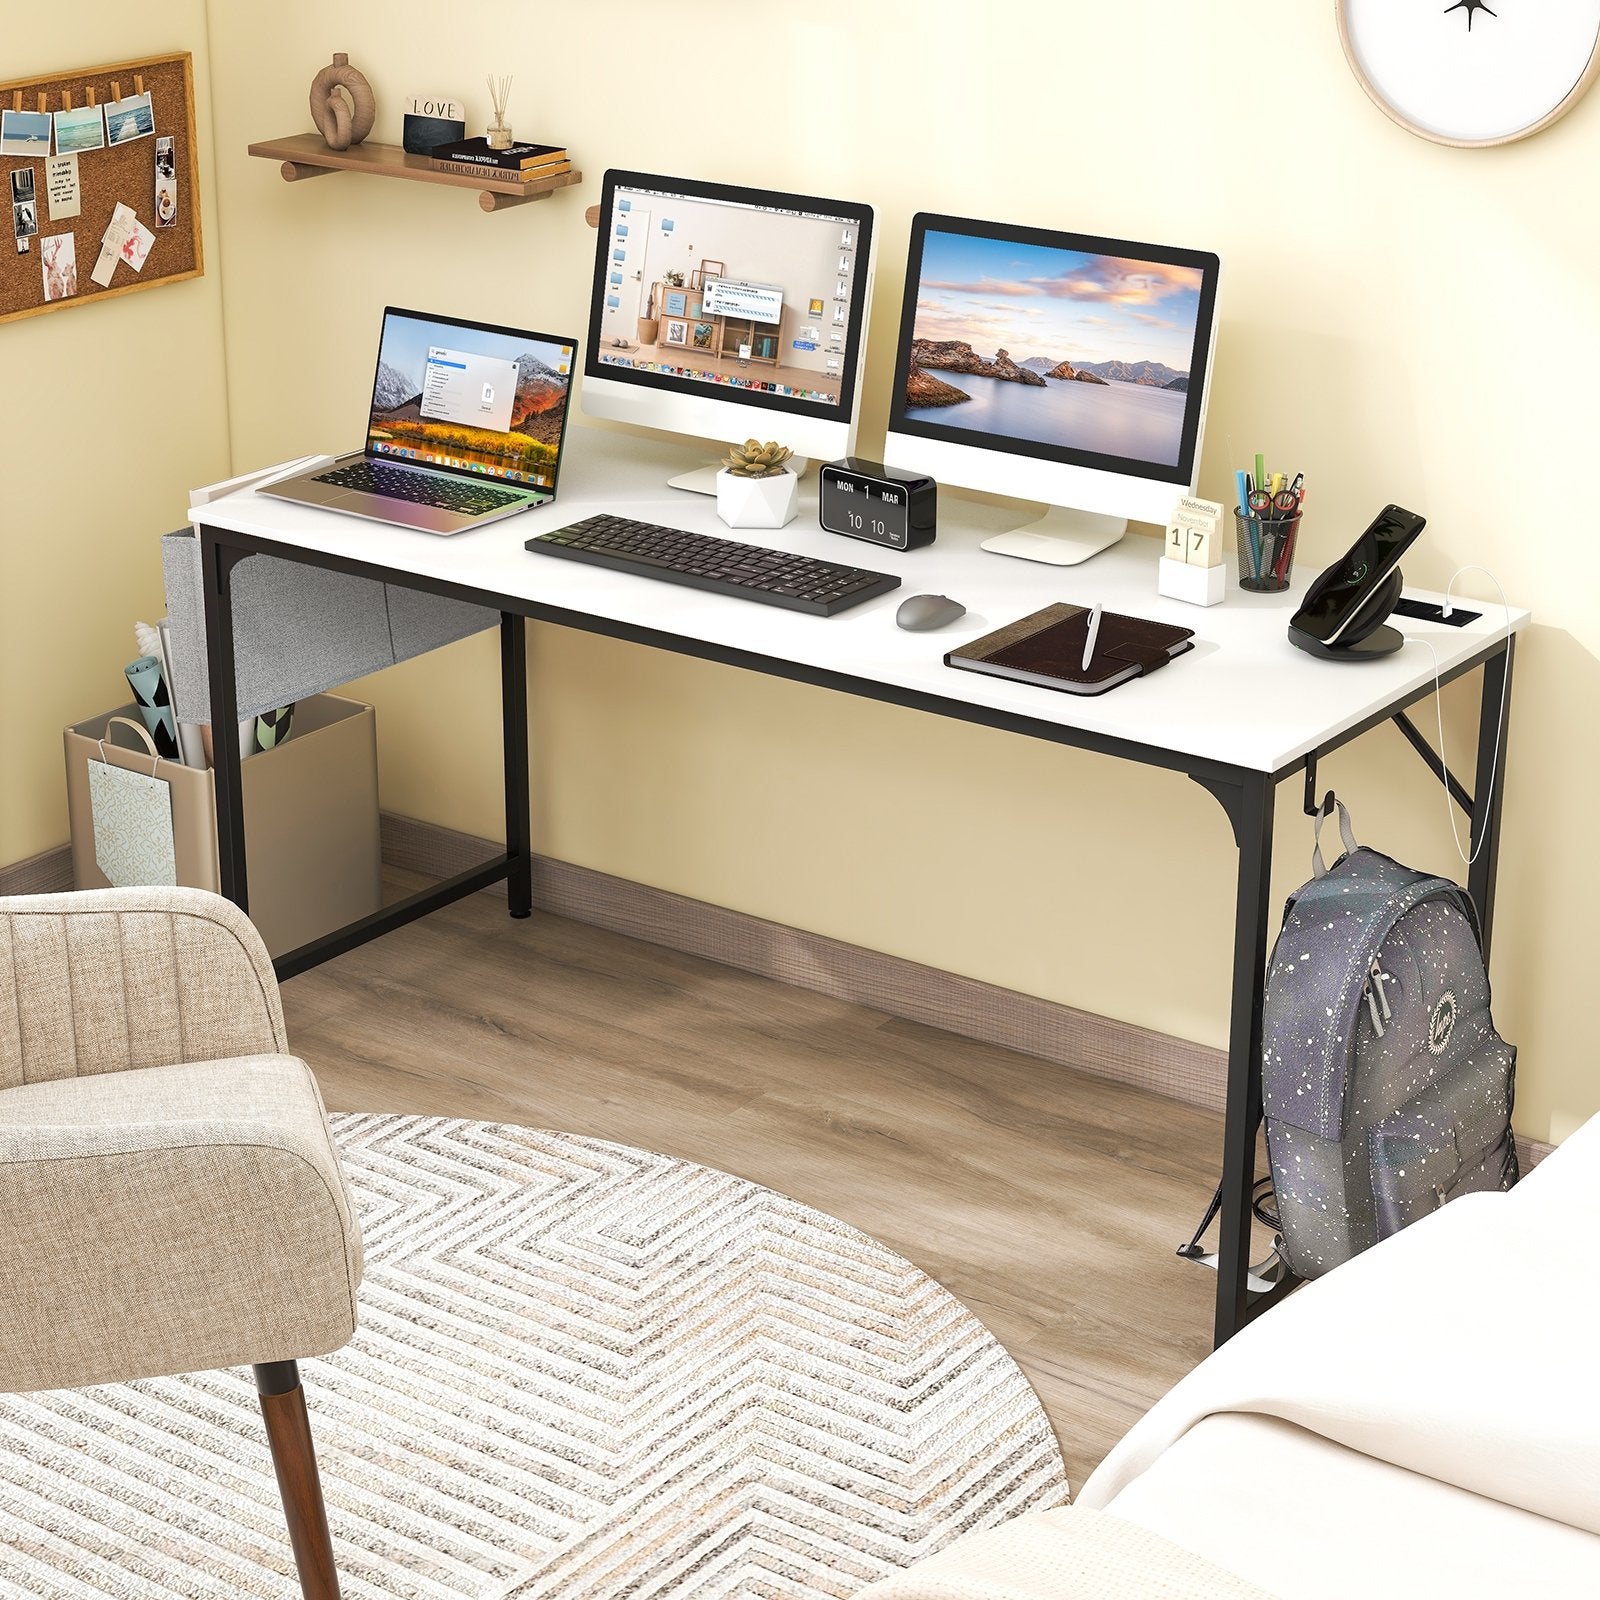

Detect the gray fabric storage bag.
[
  {"left": 1262, "top": 803, "right": 1518, "bottom": 1279},
  {"left": 387, "top": 581, "right": 500, "bottom": 661},
  {"left": 162, "top": 531, "right": 494, "bottom": 722}
]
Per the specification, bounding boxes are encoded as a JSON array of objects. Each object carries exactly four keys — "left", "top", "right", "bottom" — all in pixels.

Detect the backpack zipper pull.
[
  {"left": 1372, "top": 958, "right": 1395, "bottom": 1023},
  {"left": 1364, "top": 958, "right": 1395, "bottom": 1037}
]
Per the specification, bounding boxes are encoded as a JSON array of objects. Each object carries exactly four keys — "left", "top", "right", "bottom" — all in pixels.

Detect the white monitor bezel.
[{"left": 582, "top": 170, "right": 876, "bottom": 457}]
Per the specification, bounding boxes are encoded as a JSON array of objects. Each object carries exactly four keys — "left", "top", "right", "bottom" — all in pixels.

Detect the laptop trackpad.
[
  {"left": 333, "top": 492, "right": 457, "bottom": 530},
  {"left": 286, "top": 479, "right": 345, "bottom": 506}
]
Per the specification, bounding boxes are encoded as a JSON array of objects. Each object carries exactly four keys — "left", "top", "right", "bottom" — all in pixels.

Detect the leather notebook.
[{"left": 945, "top": 603, "right": 1194, "bottom": 696}]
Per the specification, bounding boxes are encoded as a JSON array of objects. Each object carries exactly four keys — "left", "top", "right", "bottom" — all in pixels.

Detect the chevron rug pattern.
[{"left": 0, "top": 1115, "right": 1068, "bottom": 1598}]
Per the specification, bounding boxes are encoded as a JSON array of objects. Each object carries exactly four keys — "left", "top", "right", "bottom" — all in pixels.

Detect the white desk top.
[{"left": 190, "top": 434, "right": 1528, "bottom": 776}]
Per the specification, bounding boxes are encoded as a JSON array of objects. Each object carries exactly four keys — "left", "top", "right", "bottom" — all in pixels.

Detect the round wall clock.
[{"left": 1337, "top": 0, "right": 1600, "bottom": 146}]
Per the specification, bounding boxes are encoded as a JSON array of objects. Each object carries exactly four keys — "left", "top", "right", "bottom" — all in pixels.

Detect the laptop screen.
[{"left": 365, "top": 308, "right": 575, "bottom": 494}]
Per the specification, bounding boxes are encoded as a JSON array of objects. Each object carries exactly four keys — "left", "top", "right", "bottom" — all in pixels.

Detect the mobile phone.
[{"left": 1290, "top": 504, "right": 1426, "bottom": 645}]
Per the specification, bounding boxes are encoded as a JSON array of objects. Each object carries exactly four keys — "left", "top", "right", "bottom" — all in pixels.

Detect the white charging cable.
[{"left": 1403, "top": 565, "right": 1511, "bottom": 867}]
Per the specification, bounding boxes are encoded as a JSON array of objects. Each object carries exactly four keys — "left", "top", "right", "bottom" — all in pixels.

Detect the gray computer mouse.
[{"left": 895, "top": 593, "right": 967, "bottom": 631}]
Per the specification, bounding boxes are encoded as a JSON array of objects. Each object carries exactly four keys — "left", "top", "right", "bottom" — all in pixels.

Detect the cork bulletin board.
[{"left": 0, "top": 52, "right": 202, "bottom": 325}]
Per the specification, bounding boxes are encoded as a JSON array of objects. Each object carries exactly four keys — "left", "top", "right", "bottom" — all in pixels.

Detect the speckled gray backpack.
[{"left": 1263, "top": 802, "right": 1518, "bottom": 1279}]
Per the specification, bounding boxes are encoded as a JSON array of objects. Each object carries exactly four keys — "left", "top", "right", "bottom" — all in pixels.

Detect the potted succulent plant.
[{"left": 716, "top": 439, "right": 798, "bottom": 529}]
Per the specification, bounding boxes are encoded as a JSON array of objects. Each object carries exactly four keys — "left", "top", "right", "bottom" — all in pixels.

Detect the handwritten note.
[{"left": 45, "top": 154, "right": 79, "bottom": 222}]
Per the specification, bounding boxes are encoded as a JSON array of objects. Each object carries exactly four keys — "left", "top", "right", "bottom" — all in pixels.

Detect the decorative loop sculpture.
[{"left": 309, "top": 53, "right": 375, "bottom": 152}]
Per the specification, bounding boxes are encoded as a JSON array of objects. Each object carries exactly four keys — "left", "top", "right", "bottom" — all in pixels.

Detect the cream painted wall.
[
  {"left": 196, "top": 2, "right": 1597, "bottom": 1144},
  {"left": 0, "top": 6, "right": 231, "bottom": 867}
]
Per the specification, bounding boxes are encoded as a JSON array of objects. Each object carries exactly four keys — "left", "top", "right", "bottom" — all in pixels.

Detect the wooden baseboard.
[
  {"left": 0, "top": 843, "right": 72, "bottom": 896},
  {"left": 382, "top": 812, "right": 1568, "bottom": 1174},
  {"left": 7, "top": 814, "right": 1555, "bottom": 1171},
  {"left": 380, "top": 810, "right": 1230, "bottom": 1112}
]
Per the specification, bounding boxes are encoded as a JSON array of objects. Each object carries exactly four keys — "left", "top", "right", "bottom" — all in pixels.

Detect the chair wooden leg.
[{"left": 254, "top": 1361, "right": 341, "bottom": 1600}]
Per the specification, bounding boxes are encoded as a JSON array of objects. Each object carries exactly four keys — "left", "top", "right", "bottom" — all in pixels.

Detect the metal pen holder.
[{"left": 1235, "top": 509, "right": 1301, "bottom": 593}]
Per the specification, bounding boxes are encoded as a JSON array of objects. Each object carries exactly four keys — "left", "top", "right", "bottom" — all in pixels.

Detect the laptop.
[{"left": 261, "top": 306, "right": 577, "bottom": 534}]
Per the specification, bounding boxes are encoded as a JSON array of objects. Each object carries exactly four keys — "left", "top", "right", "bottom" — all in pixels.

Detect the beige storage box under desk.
[{"left": 65, "top": 693, "right": 381, "bottom": 960}]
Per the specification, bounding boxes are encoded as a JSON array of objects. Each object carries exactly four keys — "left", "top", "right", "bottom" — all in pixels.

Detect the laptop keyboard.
[{"left": 317, "top": 459, "right": 524, "bottom": 515}]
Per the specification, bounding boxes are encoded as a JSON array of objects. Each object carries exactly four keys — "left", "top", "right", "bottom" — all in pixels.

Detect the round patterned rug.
[{"left": 0, "top": 1115, "right": 1068, "bottom": 1599}]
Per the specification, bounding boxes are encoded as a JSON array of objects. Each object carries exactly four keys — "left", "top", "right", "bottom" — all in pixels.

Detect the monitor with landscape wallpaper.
[{"left": 887, "top": 214, "right": 1220, "bottom": 564}]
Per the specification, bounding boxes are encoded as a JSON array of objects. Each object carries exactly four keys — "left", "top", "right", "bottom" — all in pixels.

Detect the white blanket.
[
  {"left": 1078, "top": 1115, "right": 1600, "bottom": 1537},
  {"left": 854, "top": 1505, "right": 1275, "bottom": 1599}
]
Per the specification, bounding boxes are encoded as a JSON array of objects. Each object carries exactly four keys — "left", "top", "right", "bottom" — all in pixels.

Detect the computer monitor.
[
  {"left": 885, "top": 213, "right": 1220, "bottom": 565},
  {"left": 583, "top": 169, "right": 875, "bottom": 493}
]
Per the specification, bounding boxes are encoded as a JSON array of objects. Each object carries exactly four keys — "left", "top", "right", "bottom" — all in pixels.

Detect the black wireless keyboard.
[
  {"left": 317, "top": 459, "right": 523, "bottom": 514},
  {"left": 527, "top": 514, "right": 901, "bottom": 616}
]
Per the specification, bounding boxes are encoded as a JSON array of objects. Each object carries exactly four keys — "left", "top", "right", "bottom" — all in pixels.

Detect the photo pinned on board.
[
  {"left": 12, "top": 167, "right": 37, "bottom": 253},
  {"left": 120, "top": 216, "right": 155, "bottom": 271},
  {"left": 154, "top": 135, "right": 177, "bottom": 227},
  {"left": 53, "top": 102, "right": 106, "bottom": 155},
  {"left": 41, "top": 232, "right": 77, "bottom": 301},
  {"left": 91, "top": 201, "right": 150, "bottom": 285},
  {"left": 0, "top": 109, "right": 52, "bottom": 158},
  {"left": 104, "top": 91, "right": 154, "bottom": 146}
]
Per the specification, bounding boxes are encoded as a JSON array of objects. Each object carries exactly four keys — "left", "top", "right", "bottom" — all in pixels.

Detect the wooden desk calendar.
[{"left": 0, "top": 53, "right": 202, "bottom": 325}]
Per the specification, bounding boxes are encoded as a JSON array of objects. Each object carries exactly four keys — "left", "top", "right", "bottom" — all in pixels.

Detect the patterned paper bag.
[{"left": 87, "top": 717, "right": 177, "bottom": 888}]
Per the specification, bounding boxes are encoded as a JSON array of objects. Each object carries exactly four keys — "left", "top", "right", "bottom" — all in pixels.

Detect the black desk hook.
[{"left": 1303, "top": 749, "right": 1335, "bottom": 819}]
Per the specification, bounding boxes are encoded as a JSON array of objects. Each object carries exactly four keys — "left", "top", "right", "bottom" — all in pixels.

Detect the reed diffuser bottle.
[{"left": 486, "top": 75, "right": 513, "bottom": 149}]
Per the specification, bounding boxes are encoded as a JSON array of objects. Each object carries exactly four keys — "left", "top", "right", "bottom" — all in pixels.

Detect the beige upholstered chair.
[{"left": 0, "top": 886, "right": 362, "bottom": 1600}]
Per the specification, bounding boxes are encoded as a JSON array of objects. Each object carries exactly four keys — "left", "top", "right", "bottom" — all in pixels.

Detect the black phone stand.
[{"left": 1287, "top": 569, "right": 1405, "bottom": 660}]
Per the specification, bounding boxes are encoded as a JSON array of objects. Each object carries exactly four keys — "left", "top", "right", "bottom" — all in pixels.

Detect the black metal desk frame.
[{"left": 198, "top": 523, "right": 1515, "bottom": 1348}]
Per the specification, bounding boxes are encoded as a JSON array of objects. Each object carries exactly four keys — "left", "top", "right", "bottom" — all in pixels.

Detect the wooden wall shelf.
[{"left": 247, "top": 133, "right": 582, "bottom": 213}]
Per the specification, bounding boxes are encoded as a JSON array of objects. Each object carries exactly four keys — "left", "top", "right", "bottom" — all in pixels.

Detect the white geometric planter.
[{"left": 715, "top": 468, "right": 798, "bottom": 530}]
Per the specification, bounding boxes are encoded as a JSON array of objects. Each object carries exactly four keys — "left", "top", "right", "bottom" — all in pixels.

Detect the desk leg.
[
  {"left": 501, "top": 613, "right": 532, "bottom": 919},
  {"left": 1467, "top": 638, "right": 1514, "bottom": 964},
  {"left": 1194, "top": 770, "right": 1276, "bottom": 1347},
  {"left": 201, "top": 528, "right": 249, "bottom": 915}
]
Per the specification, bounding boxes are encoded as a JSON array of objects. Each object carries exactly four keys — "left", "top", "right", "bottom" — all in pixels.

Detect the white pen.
[{"left": 1082, "top": 604, "right": 1103, "bottom": 671}]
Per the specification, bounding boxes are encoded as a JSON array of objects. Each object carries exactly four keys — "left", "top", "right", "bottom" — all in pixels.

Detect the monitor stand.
[
  {"left": 980, "top": 505, "right": 1127, "bottom": 566},
  {"left": 668, "top": 457, "right": 810, "bottom": 496},
  {"left": 665, "top": 464, "right": 721, "bottom": 496}
]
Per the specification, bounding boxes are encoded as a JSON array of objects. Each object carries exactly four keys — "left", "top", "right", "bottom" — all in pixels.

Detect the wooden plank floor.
[{"left": 281, "top": 879, "right": 1230, "bottom": 1491}]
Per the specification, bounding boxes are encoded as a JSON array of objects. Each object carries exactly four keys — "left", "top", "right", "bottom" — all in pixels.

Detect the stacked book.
[{"left": 428, "top": 138, "right": 571, "bottom": 184}]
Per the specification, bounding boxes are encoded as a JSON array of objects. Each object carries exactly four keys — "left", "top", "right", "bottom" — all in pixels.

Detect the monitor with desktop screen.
[
  {"left": 885, "top": 213, "right": 1220, "bottom": 565},
  {"left": 583, "top": 169, "right": 875, "bottom": 493}
]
